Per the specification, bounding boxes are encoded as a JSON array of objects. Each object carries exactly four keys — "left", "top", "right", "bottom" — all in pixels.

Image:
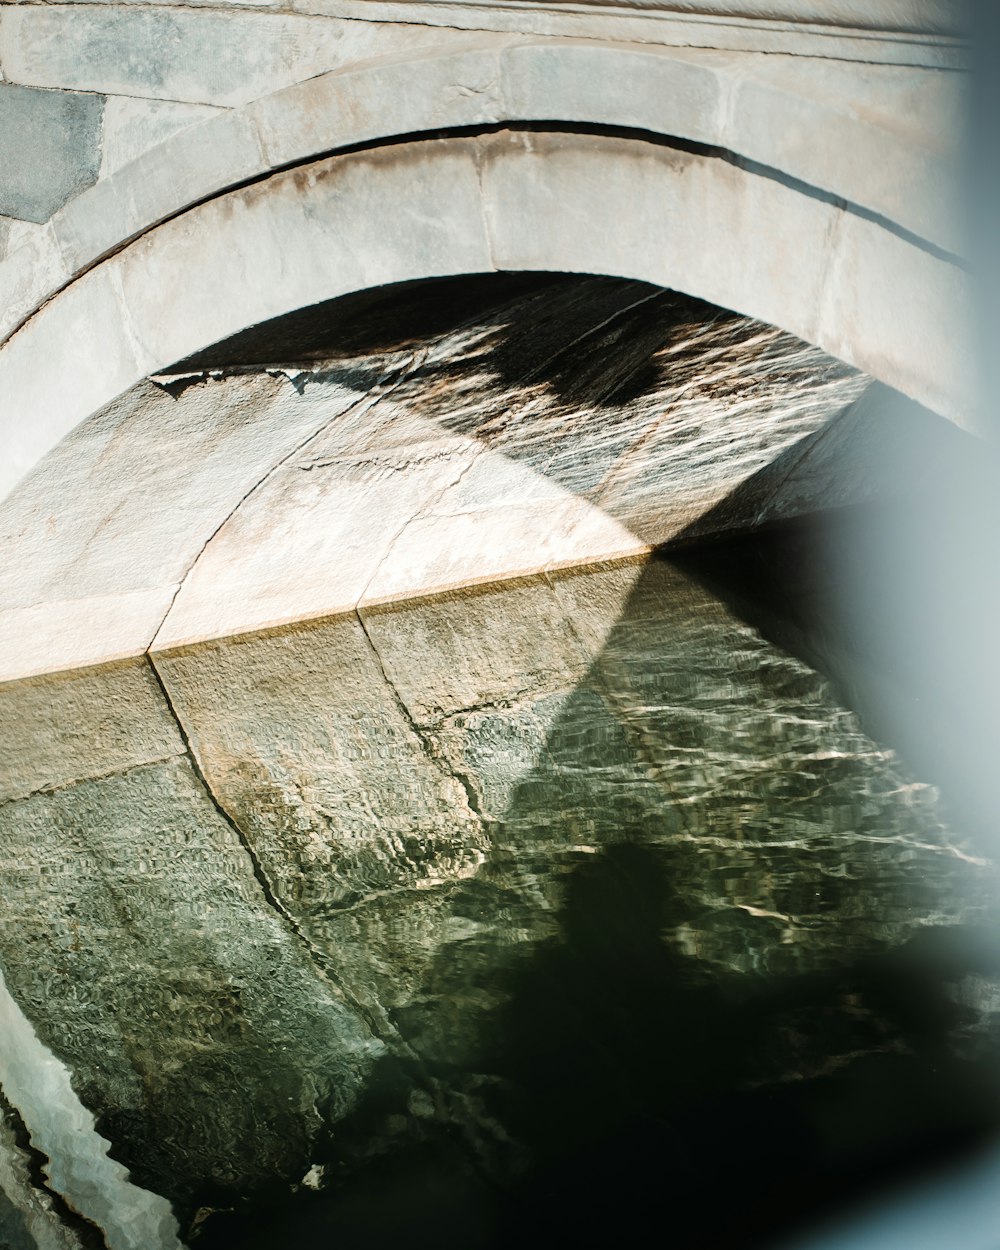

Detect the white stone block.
[
  {"left": 55, "top": 109, "right": 267, "bottom": 273},
  {"left": 99, "top": 96, "right": 221, "bottom": 179},
  {"left": 0, "top": 371, "right": 379, "bottom": 679},
  {"left": 250, "top": 40, "right": 507, "bottom": 169},
  {"left": 0, "top": 222, "right": 69, "bottom": 344},
  {"left": 0, "top": 590, "right": 179, "bottom": 685},
  {"left": 116, "top": 139, "right": 493, "bottom": 374},
  {"left": 819, "top": 210, "right": 974, "bottom": 428},
  {"left": 0, "top": 5, "right": 453, "bottom": 106},
  {"left": 500, "top": 39, "right": 723, "bottom": 145},
  {"left": 0, "top": 266, "right": 151, "bottom": 501},
  {"left": 478, "top": 129, "right": 835, "bottom": 351},
  {"left": 361, "top": 494, "right": 641, "bottom": 607},
  {"left": 154, "top": 433, "right": 483, "bottom": 649},
  {"left": 727, "top": 55, "right": 963, "bottom": 254}
]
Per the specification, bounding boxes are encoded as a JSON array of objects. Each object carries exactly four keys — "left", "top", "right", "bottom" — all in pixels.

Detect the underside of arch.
[{"left": 0, "top": 124, "right": 972, "bottom": 507}]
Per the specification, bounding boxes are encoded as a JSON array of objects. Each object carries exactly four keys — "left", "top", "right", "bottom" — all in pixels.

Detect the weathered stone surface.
[
  {"left": 483, "top": 127, "right": 836, "bottom": 341},
  {"left": 0, "top": 6, "right": 449, "bottom": 106},
  {"left": 0, "top": 223, "right": 70, "bottom": 347},
  {"left": 501, "top": 38, "right": 725, "bottom": 150},
  {"left": 0, "top": 663, "right": 183, "bottom": 804},
  {"left": 0, "top": 370, "right": 375, "bottom": 681},
  {"left": 819, "top": 204, "right": 974, "bottom": 423},
  {"left": 0, "top": 674, "right": 381, "bottom": 1224},
  {"left": 5, "top": 268, "right": 982, "bottom": 705},
  {"left": 0, "top": 0, "right": 963, "bottom": 68},
  {"left": 0, "top": 263, "right": 151, "bottom": 501},
  {"left": 151, "top": 552, "right": 997, "bottom": 1059},
  {"left": 0, "top": 84, "right": 104, "bottom": 223},
  {"left": 0, "top": 272, "right": 893, "bottom": 680},
  {"left": 0, "top": 35, "right": 962, "bottom": 355},
  {"left": 117, "top": 138, "right": 493, "bottom": 373},
  {"left": 0, "top": 216, "right": 48, "bottom": 264},
  {"left": 289, "top": 0, "right": 967, "bottom": 65},
  {"left": 99, "top": 97, "right": 221, "bottom": 180},
  {"left": 55, "top": 109, "right": 268, "bottom": 274},
  {"left": 248, "top": 40, "right": 509, "bottom": 170},
  {"left": 360, "top": 576, "right": 593, "bottom": 727},
  {"left": 0, "top": 125, "right": 966, "bottom": 509},
  {"left": 725, "top": 54, "right": 965, "bottom": 255},
  {"left": 149, "top": 278, "right": 866, "bottom": 650},
  {"left": 154, "top": 616, "right": 489, "bottom": 1006}
]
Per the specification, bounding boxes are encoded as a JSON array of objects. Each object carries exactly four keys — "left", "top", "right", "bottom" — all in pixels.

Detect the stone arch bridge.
[{"left": 2, "top": 6, "right": 998, "bottom": 1250}]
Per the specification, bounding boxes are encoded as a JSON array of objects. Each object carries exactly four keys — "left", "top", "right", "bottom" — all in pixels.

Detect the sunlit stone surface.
[{"left": 0, "top": 277, "right": 871, "bottom": 679}]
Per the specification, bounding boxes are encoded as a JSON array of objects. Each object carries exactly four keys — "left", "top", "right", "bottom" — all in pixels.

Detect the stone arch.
[
  {"left": 0, "top": 119, "right": 970, "bottom": 502},
  {"left": 0, "top": 38, "right": 960, "bottom": 343}
]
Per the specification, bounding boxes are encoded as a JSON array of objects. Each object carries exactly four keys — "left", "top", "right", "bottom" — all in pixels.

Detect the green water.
[{"left": 1, "top": 532, "right": 997, "bottom": 1249}]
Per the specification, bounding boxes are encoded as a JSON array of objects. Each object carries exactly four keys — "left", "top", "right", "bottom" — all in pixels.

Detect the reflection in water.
[
  {"left": 1, "top": 547, "right": 998, "bottom": 1248},
  {"left": 0, "top": 969, "right": 181, "bottom": 1250}
]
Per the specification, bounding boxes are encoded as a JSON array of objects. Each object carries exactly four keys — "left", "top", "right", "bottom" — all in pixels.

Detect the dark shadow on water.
[
  {"left": 486, "top": 844, "right": 1000, "bottom": 1249},
  {"left": 202, "top": 839, "right": 1000, "bottom": 1249},
  {"left": 198, "top": 542, "right": 1000, "bottom": 1247},
  {"left": 672, "top": 502, "right": 1000, "bottom": 846},
  {"left": 195, "top": 467, "right": 1000, "bottom": 1240}
]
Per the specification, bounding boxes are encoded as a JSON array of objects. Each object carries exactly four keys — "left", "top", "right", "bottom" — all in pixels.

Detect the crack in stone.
[
  {"left": 0, "top": 752, "right": 183, "bottom": 812},
  {"left": 145, "top": 352, "right": 423, "bottom": 653},
  {"left": 351, "top": 445, "right": 483, "bottom": 618},
  {"left": 141, "top": 650, "right": 460, "bottom": 1099},
  {"left": 471, "top": 130, "right": 498, "bottom": 274},
  {"left": 143, "top": 656, "right": 363, "bottom": 1007},
  {"left": 354, "top": 608, "right": 492, "bottom": 824}
]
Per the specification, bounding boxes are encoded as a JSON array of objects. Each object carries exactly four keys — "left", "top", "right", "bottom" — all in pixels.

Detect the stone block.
[
  {"left": 359, "top": 576, "right": 589, "bottom": 726},
  {"left": 116, "top": 139, "right": 492, "bottom": 375},
  {"left": 0, "top": 83, "right": 103, "bottom": 223},
  {"left": 500, "top": 39, "right": 722, "bottom": 145},
  {"left": 250, "top": 40, "right": 507, "bottom": 169},
  {"left": 154, "top": 615, "right": 487, "bottom": 926},
  {"left": 819, "top": 209, "right": 973, "bottom": 427},
  {"left": 478, "top": 128, "right": 836, "bottom": 352},
  {"left": 54, "top": 109, "right": 267, "bottom": 273},
  {"left": 0, "top": 752, "right": 378, "bottom": 1214},
  {"left": 0, "top": 221, "right": 69, "bottom": 344},
  {"left": 728, "top": 55, "right": 963, "bottom": 254},
  {"left": 0, "top": 659, "right": 182, "bottom": 804},
  {"left": 0, "top": 5, "right": 450, "bottom": 106},
  {"left": 0, "top": 215, "right": 44, "bottom": 264},
  {"left": 0, "top": 371, "right": 372, "bottom": 679},
  {"left": 99, "top": 96, "right": 221, "bottom": 179},
  {"left": 153, "top": 427, "right": 483, "bottom": 650},
  {"left": 0, "top": 264, "right": 152, "bottom": 501}
]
